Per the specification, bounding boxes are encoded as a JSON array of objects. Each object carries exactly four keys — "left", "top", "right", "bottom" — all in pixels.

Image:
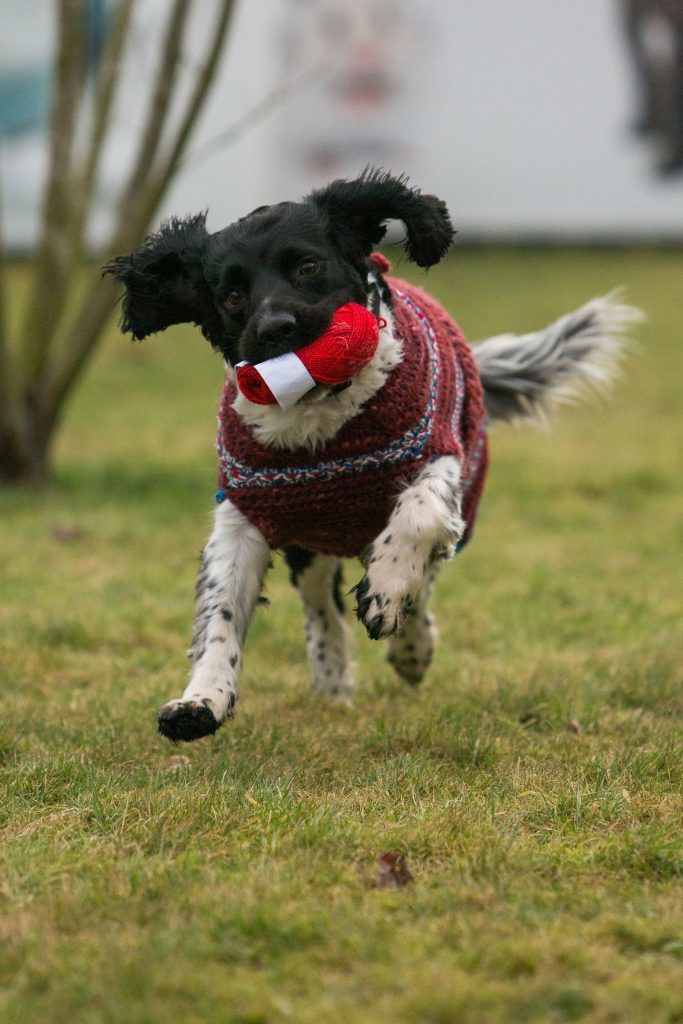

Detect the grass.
[{"left": 0, "top": 249, "right": 682, "bottom": 1023}]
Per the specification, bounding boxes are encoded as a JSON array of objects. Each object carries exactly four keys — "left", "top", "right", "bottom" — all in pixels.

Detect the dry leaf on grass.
[
  {"left": 376, "top": 852, "right": 413, "bottom": 889},
  {"left": 52, "top": 525, "right": 85, "bottom": 543},
  {"left": 166, "top": 755, "right": 191, "bottom": 772},
  {"left": 519, "top": 708, "right": 540, "bottom": 726}
]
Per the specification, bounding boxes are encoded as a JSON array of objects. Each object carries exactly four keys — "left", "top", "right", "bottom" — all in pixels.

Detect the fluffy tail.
[{"left": 472, "top": 293, "right": 643, "bottom": 424}]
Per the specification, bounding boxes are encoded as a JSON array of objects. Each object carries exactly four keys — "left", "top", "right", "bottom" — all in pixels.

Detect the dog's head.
[{"left": 104, "top": 170, "right": 454, "bottom": 367}]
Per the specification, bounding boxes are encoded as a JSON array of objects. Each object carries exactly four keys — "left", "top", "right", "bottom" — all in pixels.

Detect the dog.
[{"left": 105, "top": 169, "right": 639, "bottom": 742}]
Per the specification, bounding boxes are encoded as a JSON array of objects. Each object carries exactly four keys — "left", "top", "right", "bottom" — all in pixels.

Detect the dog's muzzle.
[{"left": 236, "top": 303, "right": 385, "bottom": 409}]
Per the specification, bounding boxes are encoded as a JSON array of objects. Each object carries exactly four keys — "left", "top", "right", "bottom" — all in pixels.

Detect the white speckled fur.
[
  {"left": 354, "top": 457, "right": 465, "bottom": 640},
  {"left": 158, "top": 499, "right": 270, "bottom": 727},
  {"left": 296, "top": 555, "right": 354, "bottom": 704},
  {"left": 387, "top": 569, "right": 439, "bottom": 684}
]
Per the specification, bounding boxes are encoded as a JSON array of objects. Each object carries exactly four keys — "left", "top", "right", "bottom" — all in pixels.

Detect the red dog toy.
[{"left": 236, "top": 303, "right": 385, "bottom": 408}]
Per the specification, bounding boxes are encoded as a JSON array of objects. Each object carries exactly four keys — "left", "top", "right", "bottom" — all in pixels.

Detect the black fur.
[
  {"left": 157, "top": 699, "right": 221, "bottom": 742},
  {"left": 332, "top": 564, "right": 345, "bottom": 616},
  {"left": 283, "top": 545, "right": 315, "bottom": 587},
  {"left": 104, "top": 170, "right": 455, "bottom": 366},
  {"left": 309, "top": 168, "right": 455, "bottom": 270},
  {"left": 284, "top": 547, "right": 346, "bottom": 613},
  {"left": 103, "top": 214, "right": 219, "bottom": 342}
]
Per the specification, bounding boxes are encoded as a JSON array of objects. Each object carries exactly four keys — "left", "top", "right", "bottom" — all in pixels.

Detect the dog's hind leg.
[
  {"left": 284, "top": 547, "right": 354, "bottom": 705},
  {"left": 157, "top": 500, "right": 271, "bottom": 742},
  {"left": 387, "top": 568, "right": 439, "bottom": 685}
]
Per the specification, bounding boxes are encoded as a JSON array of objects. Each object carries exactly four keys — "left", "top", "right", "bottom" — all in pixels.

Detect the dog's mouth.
[
  {"left": 297, "top": 381, "right": 353, "bottom": 405},
  {"left": 240, "top": 309, "right": 334, "bottom": 366},
  {"left": 235, "top": 299, "right": 381, "bottom": 410},
  {"left": 233, "top": 360, "right": 355, "bottom": 411}
]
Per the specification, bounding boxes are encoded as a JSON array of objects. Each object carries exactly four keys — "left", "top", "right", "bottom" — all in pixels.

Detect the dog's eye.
[
  {"left": 225, "top": 289, "right": 243, "bottom": 307},
  {"left": 298, "top": 259, "right": 320, "bottom": 278}
]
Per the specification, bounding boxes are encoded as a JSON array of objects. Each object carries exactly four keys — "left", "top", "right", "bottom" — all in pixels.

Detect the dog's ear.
[
  {"left": 103, "top": 213, "right": 212, "bottom": 340},
  {"left": 309, "top": 169, "right": 455, "bottom": 268}
]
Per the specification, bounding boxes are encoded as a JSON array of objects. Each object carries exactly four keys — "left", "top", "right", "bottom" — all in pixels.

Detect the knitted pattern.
[{"left": 216, "top": 277, "right": 489, "bottom": 558}]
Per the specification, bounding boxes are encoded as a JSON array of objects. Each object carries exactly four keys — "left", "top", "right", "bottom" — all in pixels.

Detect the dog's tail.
[{"left": 472, "top": 293, "right": 643, "bottom": 425}]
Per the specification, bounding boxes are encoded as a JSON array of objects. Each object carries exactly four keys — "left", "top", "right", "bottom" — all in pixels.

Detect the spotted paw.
[
  {"left": 387, "top": 606, "right": 437, "bottom": 685},
  {"left": 157, "top": 698, "right": 222, "bottom": 742},
  {"left": 386, "top": 647, "right": 432, "bottom": 685},
  {"left": 353, "top": 575, "right": 412, "bottom": 640}
]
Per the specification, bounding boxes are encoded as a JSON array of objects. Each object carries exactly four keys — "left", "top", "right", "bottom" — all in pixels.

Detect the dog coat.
[{"left": 216, "top": 277, "right": 489, "bottom": 558}]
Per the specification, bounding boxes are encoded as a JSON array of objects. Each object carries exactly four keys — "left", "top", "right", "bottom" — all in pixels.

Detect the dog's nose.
[{"left": 256, "top": 312, "right": 297, "bottom": 346}]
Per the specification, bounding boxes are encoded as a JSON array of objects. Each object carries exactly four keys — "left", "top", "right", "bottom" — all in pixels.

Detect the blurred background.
[
  {"left": 2, "top": 0, "right": 683, "bottom": 250},
  {"left": 1, "top": 0, "right": 682, "bottom": 485},
  {"left": 2, "top": 13, "right": 682, "bottom": 1015},
  {"left": 2, "top": 10, "right": 682, "bottom": 1020}
]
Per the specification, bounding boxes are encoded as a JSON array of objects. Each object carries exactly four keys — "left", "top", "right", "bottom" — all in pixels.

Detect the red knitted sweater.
[{"left": 216, "top": 278, "right": 488, "bottom": 557}]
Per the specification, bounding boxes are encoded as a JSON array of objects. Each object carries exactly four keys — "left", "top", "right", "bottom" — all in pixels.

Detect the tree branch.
[
  {"left": 116, "top": 0, "right": 191, "bottom": 228},
  {"left": 39, "top": 1, "right": 238, "bottom": 429},
  {"left": 180, "top": 59, "right": 326, "bottom": 174},
  {"left": 71, "top": 0, "right": 136, "bottom": 257},
  {"left": 37, "top": 276, "right": 121, "bottom": 439},
  {"left": 19, "top": 0, "right": 89, "bottom": 384},
  {"left": 0, "top": 174, "right": 31, "bottom": 463},
  {"left": 146, "top": 0, "right": 238, "bottom": 209},
  {"left": 33, "top": 0, "right": 192, "bottom": 427},
  {"left": 0, "top": 175, "right": 14, "bottom": 428}
]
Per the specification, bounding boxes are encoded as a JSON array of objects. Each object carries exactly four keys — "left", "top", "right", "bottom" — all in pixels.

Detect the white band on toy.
[{"left": 251, "top": 351, "right": 317, "bottom": 410}]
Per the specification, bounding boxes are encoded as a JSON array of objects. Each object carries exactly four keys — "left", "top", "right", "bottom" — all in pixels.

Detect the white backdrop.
[{"left": 2, "top": 0, "right": 682, "bottom": 247}]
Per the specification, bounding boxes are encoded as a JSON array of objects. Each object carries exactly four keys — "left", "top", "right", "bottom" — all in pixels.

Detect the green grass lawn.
[{"left": 1, "top": 249, "right": 681, "bottom": 1024}]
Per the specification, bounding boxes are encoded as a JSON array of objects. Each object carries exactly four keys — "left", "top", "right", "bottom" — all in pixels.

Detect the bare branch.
[
  {"left": 0, "top": 174, "right": 31, "bottom": 466},
  {"left": 0, "top": 174, "right": 13, "bottom": 426},
  {"left": 129, "top": 11, "right": 324, "bottom": 244},
  {"left": 0, "top": 325, "right": 13, "bottom": 432},
  {"left": 5, "top": 0, "right": 245, "bottom": 482},
  {"left": 116, "top": 0, "right": 191, "bottom": 228},
  {"left": 180, "top": 60, "right": 326, "bottom": 173},
  {"left": 19, "top": 0, "right": 89, "bottom": 383},
  {"left": 39, "top": 1, "right": 239, "bottom": 428},
  {"left": 71, "top": 0, "right": 136, "bottom": 256},
  {"left": 149, "top": 0, "right": 238, "bottom": 204},
  {"left": 39, "top": 276, "right": 121, "bottom": 437},
  {"left": 27, "top": 0, "right": 192, "bottom": 424}
]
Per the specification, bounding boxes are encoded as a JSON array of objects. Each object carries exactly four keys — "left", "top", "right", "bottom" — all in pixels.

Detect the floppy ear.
[
  {"left": 309, "top": 169, "right": 455, "bottom": 268},
  {"left": 103, "top": 213, "right": 212, "bottom": 340}
]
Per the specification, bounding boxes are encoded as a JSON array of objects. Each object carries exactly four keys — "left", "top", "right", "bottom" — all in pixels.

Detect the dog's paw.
[
  {"left": 387, "top": 609, "right": 436, "bottom": 685},
  {"left": 353, "top": 574, "right": 413, "bottom": 640},
  {"left": 157, "top": 698, "right": 223, "bottom": 742},
  {"left": 387, "top": 646, "right": 431, "bottom": 685},
  {"left": 386, "top": 653, "right": 426, "bottom": 684}
]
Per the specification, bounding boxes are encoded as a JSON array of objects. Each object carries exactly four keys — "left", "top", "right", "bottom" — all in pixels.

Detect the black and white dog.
[{"left": 106, "top": 170, "right": 638, "bottom": 742}]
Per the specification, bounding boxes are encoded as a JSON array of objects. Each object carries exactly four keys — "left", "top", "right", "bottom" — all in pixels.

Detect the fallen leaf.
[
  {"left": 166, "top": 755, "right": 191, "bottom": 771},
  {"left": 519, "top": 708, "right": 540, "bottom": 726},
  {"left": 52, "top": 525, "right": 85, "bottom": 543},
  {"left": 376, "top": 852, "right": 413, "bottom": 889}
]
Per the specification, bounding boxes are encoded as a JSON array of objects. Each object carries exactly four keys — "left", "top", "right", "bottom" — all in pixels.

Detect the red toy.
[{"left": 236, "top": 303, "right": 385, "bottom": 408}]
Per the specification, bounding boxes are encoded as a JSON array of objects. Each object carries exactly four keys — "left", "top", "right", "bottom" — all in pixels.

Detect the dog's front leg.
[
  {"left": 157, "top": 500, "right": 271, "bottom": 742},
  {"left": 354, "top": 456, "right": 465, "bottom": 640}
]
